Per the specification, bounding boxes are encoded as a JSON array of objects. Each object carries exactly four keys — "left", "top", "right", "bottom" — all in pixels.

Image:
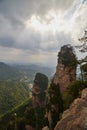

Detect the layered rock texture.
[
  {"left": 53, "top": 45, "right": 77, "bottom": 93},
  {"left": 32, "top": 73, "right": 48, "bottom": 108},
  {"left": 54, "top": 88, "right": 87, "bottom": 130}
]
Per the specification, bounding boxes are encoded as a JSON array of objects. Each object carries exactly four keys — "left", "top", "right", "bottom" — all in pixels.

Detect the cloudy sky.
[{"left": 0, "top": 0, "right": 87, "bottom": 66}]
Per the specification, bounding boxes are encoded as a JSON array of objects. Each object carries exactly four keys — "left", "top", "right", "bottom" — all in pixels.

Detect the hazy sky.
[{"left": 0, "top": 0, "right": 87, "bottom": 66}]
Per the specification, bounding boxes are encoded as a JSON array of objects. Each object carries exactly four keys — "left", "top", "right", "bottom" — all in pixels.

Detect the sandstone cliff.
[
  {"left": 53, "top": 45, "right": 77, "bottom": 93},
  {"left": 23, "top": 73, "right": 48, "bottom": 130},
  {"left": 32, "top": 73, "right": 48, "bottom": 108},
  {"left": 54, "top": 88, "right": 87, "bottom": 130}
]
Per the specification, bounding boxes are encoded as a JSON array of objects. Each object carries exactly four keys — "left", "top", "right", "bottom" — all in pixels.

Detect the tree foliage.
[
  {"left": 47, "top": 81, "right": 63, "bottom": 129},
  {"left": 63, "top": 80, "right": 87, "bottom": 109},
  {"left": 58, "top": 45, "right": 77, "bottom": 68},
  {"left": 0, "top": 81, "right": 30, "bottom": 115}
]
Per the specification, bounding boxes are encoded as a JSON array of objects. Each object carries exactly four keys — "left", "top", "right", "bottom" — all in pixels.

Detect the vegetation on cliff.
[
  {"left": 63, "top": 80, "right": 87, "bottom": 110},
  {"left": 47, "top": 81, "right": 63, "bottom": 129},
  {"left": 58, "top": 45, "right": 77, "bottom": 68},
  {"left": 0, "top": 44, "right": 87, "bottom": 130},
  {"left": 54, "top": 88, "right": 87, "bottom": 130},
  {"left": 0, "top": 81, "right": 30, "bottom": 116}
]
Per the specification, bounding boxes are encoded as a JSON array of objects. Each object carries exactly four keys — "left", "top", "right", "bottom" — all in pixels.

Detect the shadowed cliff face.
[
  {"left": 25, "top": 125, "right": 36, "bottom": 130},
  {"left": 54, "top": 88, "right": 87, "bottom": 130},
  {"left": 32, "top": 73, "right": 48, "bottom": 108},
  {"left": 53, "top": 45, "right": 77, "bottom": 93}
]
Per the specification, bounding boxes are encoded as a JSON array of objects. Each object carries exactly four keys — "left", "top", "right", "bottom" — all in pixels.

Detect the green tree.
[
  {"left": 47, "top": 81, "right": 63, "bottom": 129},
  {"left": 24, "top": 107, "right": 36, "bottom": 128},
  {"left": 63, "top": 80, "right": 87, "bottom": 110}
]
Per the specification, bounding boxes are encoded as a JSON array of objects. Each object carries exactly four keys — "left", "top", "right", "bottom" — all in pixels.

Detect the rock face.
[
  {"left": 53, "top": 45, "right": 77, "bottom": 93},
  {"left": 25, "top": 125, "right": 36, "bottom": 130},
  {"left": 23, "top": 73, "right": 48, "bottom": 130},
  {"left": 42, "top": 126, "right": 49, "bottom": 130},
  {"left": 54, "top": 88, "right": 87, "bottom": 130},
  {"left": 32, "top": 73, "right": 48, "bottom": 108}
]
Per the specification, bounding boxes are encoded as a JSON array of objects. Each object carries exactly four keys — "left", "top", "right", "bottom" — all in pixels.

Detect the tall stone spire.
[{"left": 53, "top": 45, "right": 77, "bottom": 93}]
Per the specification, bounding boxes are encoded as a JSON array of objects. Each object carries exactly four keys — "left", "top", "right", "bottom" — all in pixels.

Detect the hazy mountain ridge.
[
  {"left": 13, "top": 64, "right": 55, "bottom": 78},
  {"left": 0, "top": 62, "right": 20, "bottom": 81},
  {"left": 0, "top": 62, "right": 54, "bottom": 82}
]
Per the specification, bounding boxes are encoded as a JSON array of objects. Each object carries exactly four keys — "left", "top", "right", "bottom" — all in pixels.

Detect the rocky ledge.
[{"left": 54, "top": 88, "right": 87, "bottom": 130}]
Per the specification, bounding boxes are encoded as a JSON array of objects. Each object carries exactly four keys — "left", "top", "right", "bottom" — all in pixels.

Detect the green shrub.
[
  {"left": 63, "top": 80, "right": 87, "bottom": 109},
  {"left": 47, "top": 81, "right": 63, "bottom": 129}
]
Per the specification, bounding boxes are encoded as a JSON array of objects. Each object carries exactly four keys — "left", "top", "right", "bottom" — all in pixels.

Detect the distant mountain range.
[
  {"left": 0, "top": 62, "right": 55, "bottom": 82},
  {"left": 0, "top": 62, "right": 19, "bottom": 81}
]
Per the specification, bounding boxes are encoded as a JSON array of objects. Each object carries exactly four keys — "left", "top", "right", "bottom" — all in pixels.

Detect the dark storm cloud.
[
  {"left": 0, "top": 0, "right": 76, "bottom": 25},
  {"left": 0, "top": 36, "right": 15, "bottom": 48},
  {"left": 0, "top": 31, "right": 41, "bottom": 51},
  {"left": 0, "top": 0, "right": 76, "bottom": 50},
  {"left": 0, "top": 0, "right": 87, "bottom": 65}
]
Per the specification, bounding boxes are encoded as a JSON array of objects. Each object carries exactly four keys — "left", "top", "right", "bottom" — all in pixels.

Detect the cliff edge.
[{"left": 54, "top": 88, "right": 87, "bottom": 130}]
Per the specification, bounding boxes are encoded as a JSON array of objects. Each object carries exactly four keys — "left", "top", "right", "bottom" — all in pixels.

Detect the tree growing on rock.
[{"left": 46, "top": 81, "right": 63, "bottom": 130}]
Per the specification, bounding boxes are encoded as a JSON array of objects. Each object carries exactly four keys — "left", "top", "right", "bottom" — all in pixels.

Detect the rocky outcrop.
[
  {"left": 32, "top": 73, "right": 48, "bottom": 108},
  {"left": 42, "top": 126, "right": 49, "bottom": 130},
  {"left": 53, "top": 45, "right": 77, "bottom": 93},
  {"left": 24, "top": 73, "right": 48, "bottom": 130},
  {"left": 54, "top": 88, "right": 87, "bottom": 130}
]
